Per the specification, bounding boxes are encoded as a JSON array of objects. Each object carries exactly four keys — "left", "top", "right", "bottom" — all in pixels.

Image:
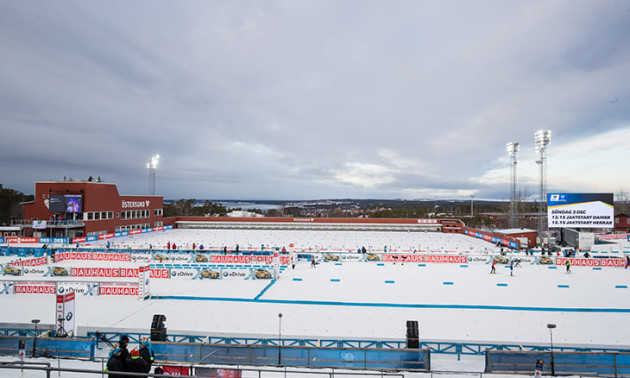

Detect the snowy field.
[{"left": 1, "top": 229, "right": 629, "bottom": 377}]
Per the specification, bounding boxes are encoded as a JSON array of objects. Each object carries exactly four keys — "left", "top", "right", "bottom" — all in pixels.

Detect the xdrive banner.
[{"left": 548, "top": 193, "right": 614, "bottom": 228}]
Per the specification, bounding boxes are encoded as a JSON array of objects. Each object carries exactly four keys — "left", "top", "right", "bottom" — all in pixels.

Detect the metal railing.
[{"left": 0, "top": 360, "right": 408, "bottom": 378}]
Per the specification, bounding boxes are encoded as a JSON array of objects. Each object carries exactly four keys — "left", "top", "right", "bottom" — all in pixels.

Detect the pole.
[
  {"left": 547, "top": 324, "right": 556, "bottom": 376},
  {"left": 278, "top": 313, "right": 283, "bottom": 365},
  {"left": 31, "top": 319, "right": 40, "bottom": 358}
]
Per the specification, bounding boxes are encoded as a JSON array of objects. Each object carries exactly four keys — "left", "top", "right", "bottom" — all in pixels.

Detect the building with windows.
[
  {"left": 19, "top": 180, "right": 163, "bottom": 239},
  {"left": 614, "top": 213, "right": 630, "bottom": 233}
]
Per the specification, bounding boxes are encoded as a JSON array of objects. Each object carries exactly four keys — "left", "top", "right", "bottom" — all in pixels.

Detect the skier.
[
  {"left": 311, "top": 256, "right": 316, "bottom": 268},
  {"left": 490, "top": 260, "right": 496, "bottom": 274},
  {"left": 625, "top": 256, "right": 630, "bottom": 269},
  {"left": 565, "top": 259, "right": 571, "bottom": 273},
  {"left": 510, "top": 261, "right": 514, "bottom": 276}
]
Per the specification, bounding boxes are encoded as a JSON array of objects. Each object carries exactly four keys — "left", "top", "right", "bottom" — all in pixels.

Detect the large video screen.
[
  {"left": 49, "top": 194, "right": 83, "bottom": 213},
  {"left": 547, "top": 193, "right": 614, "bottom": 228}
]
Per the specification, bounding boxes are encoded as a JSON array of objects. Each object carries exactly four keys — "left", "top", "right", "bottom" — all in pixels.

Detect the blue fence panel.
[
  {"left": 150, "top": 342, "right": 429, "bottom": 371},
  {"left": 486, "top": 351, "right": 630, "bottom": 376},
  {"left": 0, "top": 336, "right": 94, "bottom": 359}
]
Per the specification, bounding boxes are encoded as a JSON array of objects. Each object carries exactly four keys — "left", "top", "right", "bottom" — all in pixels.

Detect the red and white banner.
[
  {"left": 97, "top": 233, "right": 115, "bottom": 240},
  {"left": 55, "top": 252, "right": 131, "bottom": 262},
  {"left": 382, "top": 254, "right": 467, "bottom": 264},
  {"left": 99, "top": 283, "right": 139, "bottom": 296},
  {"left": 138, "top": 265, "right": 150, "bottom": 299},
  {"left": 71, "top": 267, "right": 120, "bottom": 278},
  {"left": 14, "top": 281, "right": 56, "bottom": 294},
  {"left": 556, "top": 257, "right": 629, "bottom": 268},
  {"left": 5, "top": 237, "right": 39, "bottom": 244},
  {"left": 161, "top": 365, "right": 190, "bottom": 375},
  {"left": 9, "top": 256, "right": 48, "bottom": 267},
  {"left": 208, "top": 255, "right": 291, "bottom": 265},
  {"left": 598, "top": 233, "right": 630, "bottom": 240}
]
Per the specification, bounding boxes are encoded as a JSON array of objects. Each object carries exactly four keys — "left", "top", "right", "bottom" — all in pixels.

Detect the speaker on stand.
[{"left": 150, "top": 314, "right": 167, "bottom": 342}]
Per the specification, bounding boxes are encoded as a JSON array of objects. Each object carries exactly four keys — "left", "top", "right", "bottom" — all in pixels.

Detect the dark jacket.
[
  {"left": 106, "top": 354, "right": 125, "bottom": 378},
  {"left": 126, "top": 355, "right": 149, "bottom": 373},
  {"left": 139, "top": 347, "right": 154, "bottom": 373}
]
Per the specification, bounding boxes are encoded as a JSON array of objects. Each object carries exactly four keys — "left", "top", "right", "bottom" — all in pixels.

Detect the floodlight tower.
[
  {"left": 146, "top": 154, "right": 160, "bottom": 195},
  {"left": 535, "top": 130, "right": 551, "bottom": 246},
  {"left": 507, "top": 142, "right": 520, "bottom": 229}
]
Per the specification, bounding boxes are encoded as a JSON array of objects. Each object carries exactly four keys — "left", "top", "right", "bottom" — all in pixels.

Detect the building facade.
[{"left": 20, "top": 181, "right": 163, "bottom": 239}]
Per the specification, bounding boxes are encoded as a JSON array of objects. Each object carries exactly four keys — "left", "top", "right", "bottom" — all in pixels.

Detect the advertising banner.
[
  {"left": 555, "top": 257, "right": 628, "bottom": 268},
  {"left": 599, "top": 233, "right": 630, "bottom": 240},
  {"left": 33, "top": 220, "right": 47, "bottom": 229},
  {"left": 57, "top": 282, "right": 100, "bottom": 296},
  {"left": 99, "top": 283, "right": 139, "bottom": 296},
  {"left": 381, "top": 254, "right": 467, "bottom": 264},
  {"left": 195, "top": 367, "right": 242, "bottom": 377},
  {"left": 55, "top": 252, "right": 131, "bottom": 262},
  {"left": 548, "top": 193, "right": 614, "bottom": 228},
  {"left": 138, "top": 265, "right": 150, "bottom": 299},
  {"left": 5, "top": 237, "right": 39, "bottom": 244},
  {"left": 71, "top": 267, "right": 120, "bottom": 278},
  {"left": 9, "top": 256, "right": 48, "bottom": 267},
  {"left": 14, "top": 281, "right": 56, "bottom": 294},
  {"left": 55, "top": 292, "right": 76, "bottom": 337}
]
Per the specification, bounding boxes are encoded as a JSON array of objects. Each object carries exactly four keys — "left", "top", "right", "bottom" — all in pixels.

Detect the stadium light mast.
[
  {"left": 146, "top": 154, "right": 160, "bottom": 195},
  {"left": 507, "top": 142, "right": 520, "bottom": 229},
  {"left": 535, "top": 130, "right": 551, "bottom": 247}
]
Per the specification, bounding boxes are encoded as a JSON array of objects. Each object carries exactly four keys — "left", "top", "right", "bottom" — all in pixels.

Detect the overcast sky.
[{"left": 1, "top": 1, "right": 629, "bottom": 201}]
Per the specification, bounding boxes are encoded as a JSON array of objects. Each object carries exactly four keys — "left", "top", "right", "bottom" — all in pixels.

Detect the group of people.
[{"left": 106, "top": 335, "right": 155, "bottom": 377}]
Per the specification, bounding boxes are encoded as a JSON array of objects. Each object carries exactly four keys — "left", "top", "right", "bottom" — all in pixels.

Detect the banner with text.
[{"left": 548, "top": 193, "right": 614, "bottom": 228}]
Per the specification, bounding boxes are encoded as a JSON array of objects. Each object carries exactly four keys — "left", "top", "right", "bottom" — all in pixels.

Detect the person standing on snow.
[
  {"left": 510, "top": 261, "right": 514, "bottom": 276},
  {"left": 565, "top": 259, "right": 571, "bottom": 273},
  {"left": 490, "top": 260, "right": 496, "bottom": 274}
]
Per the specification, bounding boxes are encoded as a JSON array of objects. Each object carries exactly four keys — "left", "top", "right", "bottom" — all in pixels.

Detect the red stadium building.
[{"left": 20, "top": 180, "right": 163, "bottom": 239}]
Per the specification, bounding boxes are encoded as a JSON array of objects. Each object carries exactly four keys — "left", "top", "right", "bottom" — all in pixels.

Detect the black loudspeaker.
[
  {"left": 406, "top": 320, "right": 419, "bottom": 349},
  {"left": 150, "top": 328, "right": 167, "bottom": 342},
  {"left": 150, "top": 314, "right": 167, "bottom": 341}
]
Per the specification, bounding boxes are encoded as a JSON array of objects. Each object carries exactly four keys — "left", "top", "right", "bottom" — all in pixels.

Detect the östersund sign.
[{"left": 547, "top": 193, "right": 614, "bottom": 228}]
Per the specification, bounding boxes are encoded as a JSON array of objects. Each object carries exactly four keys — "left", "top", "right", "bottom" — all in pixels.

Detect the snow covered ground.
[{"left": 1, "top": 229, "right": 629, "bottom": 377}]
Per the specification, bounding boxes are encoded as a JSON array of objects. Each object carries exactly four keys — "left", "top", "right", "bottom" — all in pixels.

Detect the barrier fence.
[
  {"left": 485, "top": 350, "right": 630, "bottom": 376},
  {"left": 0, "top": 335, "right": 429, "bottom": 372}
]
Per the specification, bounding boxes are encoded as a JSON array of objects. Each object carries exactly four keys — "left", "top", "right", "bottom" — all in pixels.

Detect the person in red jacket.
[{"left": 490, "top": 260, "right": 496, "bottom": 274}]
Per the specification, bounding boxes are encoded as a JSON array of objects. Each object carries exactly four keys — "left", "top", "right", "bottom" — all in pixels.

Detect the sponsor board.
[
  {"left": 55, "top": 252, "right": 131, "bottom": 262},
  {"left": 57, "top": 282, "right": 99, "bottom": 296},
  {"left": 150, "top": 269, "right": 170, "bottom": 279},
  {"left": 99, "top": 283, "right": 138, "bottom": 296},
  {"left": 599, "top": 234, "right": 630, "bottom": 240},
  {"left": 221, "top": 270, "right": 247, "bottom": 279},
  {"left": 2, "top": 264, "right": 23, "bottom": 276},
  {"left": 22, "top": 267, "right": 48, "bottom": 276},
  {"left": 71, "top": 267, "right": 120, "bottom": 278},
  {"left": 152, "top": 253, "right": 191, "bottom": 263},
  {"left": 14, "top": 281, "right": 56, "bottom": 294},
  {"left": 170, "top": 269, "right": 196, "bottom": 279},
  {"left": 130, "top": 254, "right": 151, "bottom": 263},
  {"left": 5, "top": 237, "right": 39, "bottom": 244},
  {"left": 340, "top": 254, "right": 362, "bottom": 261},
  {"left": 466, "top": 256, "right": 492, "bottom": 264},
  {"left": 382, "top": 254, "right": 468, "bottom": 264},
  {"left": 555, "top": 257, "right": 628, "bottom": 268},
  {"left": 209, "top": 255, "right": 290, "bottom": 265},
  {"left": 9, "top": 256, "right": 48, "bottom": 267}
]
